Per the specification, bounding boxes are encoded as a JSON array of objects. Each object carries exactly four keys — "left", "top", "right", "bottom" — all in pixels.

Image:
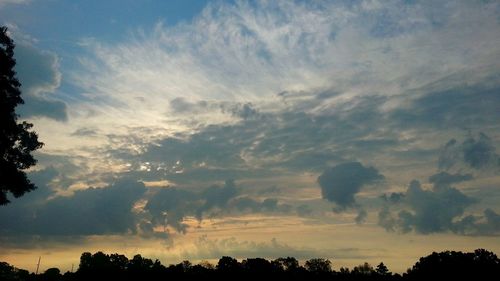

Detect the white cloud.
[{"left": 67, "top": 0, "right": 500, "bottom": 133}]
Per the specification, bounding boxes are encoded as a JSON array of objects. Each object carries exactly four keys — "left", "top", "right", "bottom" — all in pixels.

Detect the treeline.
[{"left": 1, "top": 249, "right": 499, "bottom": 281}]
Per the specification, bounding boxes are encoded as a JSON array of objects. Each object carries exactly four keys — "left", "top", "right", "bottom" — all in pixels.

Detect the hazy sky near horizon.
[{"left": 1, "top": 0, "right": 500, "bottom": 273}]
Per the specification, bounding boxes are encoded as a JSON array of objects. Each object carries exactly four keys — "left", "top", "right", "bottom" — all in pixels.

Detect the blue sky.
[
  {"left": 0, "top": 0, "right": 210, "bottom": 44},
  {"left": 1, "top": 0, "right": 500, "bottom": 273}
]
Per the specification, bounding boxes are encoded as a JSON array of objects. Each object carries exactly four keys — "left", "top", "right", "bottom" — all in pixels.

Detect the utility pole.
[{"left": 35, "top": 256, "right": 41, "bottom": 274}]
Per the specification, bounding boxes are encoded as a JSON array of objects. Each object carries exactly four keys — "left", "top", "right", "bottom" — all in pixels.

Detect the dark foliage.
[
  {"left": 405, "top": 248, "right": 500, "bottom": 280},
  {"left": 0, "top": 26, "right": 43, "bottom": 205},
  {"left": 1, "top": 249, "right": 499, "bottom": 281}
]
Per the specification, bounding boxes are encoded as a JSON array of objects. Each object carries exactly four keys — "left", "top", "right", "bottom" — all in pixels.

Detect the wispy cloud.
[{"left": 70, "top": 0, "right": 500, "bottom": 131}]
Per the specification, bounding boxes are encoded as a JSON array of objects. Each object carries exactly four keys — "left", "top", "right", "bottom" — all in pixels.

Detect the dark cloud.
[
  {"left": 377, "top": 132, "right": 500, "bottom": 236},
  {"left": 145, "top": 187, "right": 198, "bottom": 233},
  {"left": 112, "top": 94, "right": 400, "bottom": 188},
  {"left": 14, "top": 43, "right": 67, "bottom": 121},
  {"left": 380, "top": 192, "right": 405, "bottom": 204},
  {"left": 462, "top": 133, "right": 499, "bottom": 169},
  {"left": 317, "top": 162, "right": 384, "bottom": 209},
  {"left": 439, "top": 133, "right": 500, "bottom": 170},
  {"left": 1, "top": 169, "right": 289, "bottom": 241},
  {"left": 389, "top": 74, "right": 500, "bottom": 131},
  {"left": 378, "top": 206, "right": 396, "bottom": 232},
  {"left": 19, "top": 96, "right": 68, "bottom": 121},
  {"left": 478, "top": 209, "right": 500, "bottom": 235},
  {"left": 140, "top": 128, "right": 249, "bottom": 169},
  {"left": 0, "top": 173, "right": 146, "bottom": 236},
  {"left": 399, "top": 179, "right": 475, "bottom": 234},
  {"left": 452, "top": 208, "right": 500, "bottom": 236},
  {"left": 145, "top": 180, "right": 290, "bottom": 234},
  {"left": 138, "top": 180, "right": 241, "bottom": 233},
  {"left": 428, "top": 171, "right": 473, "bottom": 187},
  {"left": 377, "top": 172, "right": 500, "bottom": 235}
]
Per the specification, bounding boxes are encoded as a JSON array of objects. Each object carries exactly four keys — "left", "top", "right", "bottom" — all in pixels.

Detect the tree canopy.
[{"left": 0, "top": 26, "right": 43, "bottom": 205}]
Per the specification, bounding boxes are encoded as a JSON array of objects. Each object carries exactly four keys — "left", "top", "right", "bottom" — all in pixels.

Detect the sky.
[{"left": 1, "top": 0, "right": 500, "bottom": 274}]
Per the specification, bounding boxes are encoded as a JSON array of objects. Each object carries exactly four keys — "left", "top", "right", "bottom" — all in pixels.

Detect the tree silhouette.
[
  {"left": 0, "top": 26, "right": 43, "bottom": 205},
  {"left": 1, "top": 248, "right": 499, "bottom": 281},
  {"left": 375, "top": 262, "right": 390, "bottom": 276},
  {"left": 0, "top": 261, "right": 29, "bottom": 281},
  {"left": 241, "top": 258, "right": 275, "bottom": 275},
  {"left": 216, "top": 256, "right": 240, "bottom": 273},
  {"left": 304, "top": 258, "right": 332, "bottom": 273},
  {"left": 41, "top": 268, "right": 61, "bottom": 281},
  {"left": 272, "top": 257, "right": 299, "bottom": 272},
  {"left": 353, "top": 262, "right": 375, "bottom": 276},
  {"left": 406, "top": 249, "right": 500, "bottom": 280}
]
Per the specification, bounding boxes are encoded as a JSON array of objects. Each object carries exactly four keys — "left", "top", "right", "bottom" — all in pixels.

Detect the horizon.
[
  {"left": 1, "top": 0, "right": 499, "bottom": 275},
  {"left": 4, "top": 248, "right": 498, "bottom": 275}
]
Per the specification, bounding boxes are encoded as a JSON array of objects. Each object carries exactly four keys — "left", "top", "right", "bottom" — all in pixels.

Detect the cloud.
[
  {"left": 380, "top": 192, "right": 405, "bottom": 204},
  {"left": 428, "top": 172, "right": 473, "bottom": 187},
  {"left": 462, "top": 133, "right": 499, "bottom": 169},
  {"left": 180, "top": 236, "right": 330, "bottom": 261},
  {"left": 0, "top": 172, "right": 146, "bottom": 236},
  {"left": 101, "top": 67, "right": 500, "bottom": 191},
  {"left": 439, "top": 133, "right": 500, "bottom": 171},
  {"left": 197, "top": 179, "right": 239, "bottom": 217},
  {"left": 400, "top": 179, "right": 475, "bottom": 234},
  {"left": 110, "top": 98, "right": 396, "bottom": 188},
  {"left": 39, "top": 0, "right": 498, "bottom": 194},
  {"left": 317, "top": 162, "right": 383, "bottom": 209},
  {"left": 2, "top": 0, "right": 500, "bottom": 247},
  {"left": 70, "top": 0, "right": 500, "bottom": 132},
  {"left": 0, "top": 170, "right": 292, "bottom": 241},
  {"left": 476, "top": 209, "right": 500, "bottom": 235},
  {"left": 378, "top": 206, "right": 396, "bottom": 232},
  {"left": 387, "top": 73, "right": 500, "bottom": 131},
  {"left": 144, "top": 187, "right": 198, "bottom": 234},
  {"left": 19, "top": 96, "right": 67, "bottom": 121},
  {"left": 377, "top": 132, "right": 500, "bottom": 236},
  {"left": 14, "top": 43, "right": 67, "bottom": 121},
  {"left": 377, "top": 171, "right": 500, "bottom": 235},
  {"left": 453, "top": 208, "right": 500, "bottom": 236},
  {"left": 169, "top": 98, "right": 258, "bottom": 120},
  {"left": 144, "top": 180, "right": 290, "bottom": 234}
]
